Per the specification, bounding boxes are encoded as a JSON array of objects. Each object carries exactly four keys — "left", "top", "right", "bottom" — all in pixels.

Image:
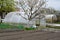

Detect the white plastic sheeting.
[
  {"left": 2, "top": 12, "right": 29, "bottom": 24},
  {"left": 40, "top": 18, "right": 46, "bottom": 27},
  {"left": 45, "top": 14, "right": 56, "bottom": 19},
  {"left": 45, "top": 14, "right": 57, "bottom": 23}
]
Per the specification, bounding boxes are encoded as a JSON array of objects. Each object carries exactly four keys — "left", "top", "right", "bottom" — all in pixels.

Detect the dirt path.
[{"left": 0, "top": 30, "right": 60, "bottom": 40}]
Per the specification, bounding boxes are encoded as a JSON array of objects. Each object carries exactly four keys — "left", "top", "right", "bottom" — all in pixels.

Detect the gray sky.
[{"left": 46, "top": 0, "right": 60, "bottom": 10}]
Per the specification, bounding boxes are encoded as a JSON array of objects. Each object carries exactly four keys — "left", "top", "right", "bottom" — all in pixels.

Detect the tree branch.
[
  {"left": 31, "top": 1, "right": 45, "bottom": 16},
  {"left": 19, "top": 14, "right": 28, "bottom": 20}
]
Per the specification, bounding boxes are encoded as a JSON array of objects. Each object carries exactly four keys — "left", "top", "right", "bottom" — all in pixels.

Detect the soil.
[{"left": 0, "top": 30, "right": 60, "bottom": 40}]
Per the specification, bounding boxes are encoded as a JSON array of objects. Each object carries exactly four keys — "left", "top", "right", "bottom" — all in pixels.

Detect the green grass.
[
  {"left": 0, "top": 23, "right": 36, "bottom": 30},
  {"left": 0, "top": 23, "right": 24, "bottom": 30}
]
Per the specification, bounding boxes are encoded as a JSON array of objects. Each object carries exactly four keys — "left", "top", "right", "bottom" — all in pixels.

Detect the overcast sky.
[{"left": 46, "top": 0, "right": 60, "bottom": 10}]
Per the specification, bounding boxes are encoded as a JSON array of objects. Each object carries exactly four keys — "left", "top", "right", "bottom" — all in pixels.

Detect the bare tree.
[
  {"left": 15, "top": 0, "right": 46, "bottom": 27},
  {"left": 16, "top": 0, "right": 46, "bottom": 20}
]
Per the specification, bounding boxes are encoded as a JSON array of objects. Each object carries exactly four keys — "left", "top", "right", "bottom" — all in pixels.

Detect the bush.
[{"left": 24, "top": 27, "right": 36, "bottom": 30}]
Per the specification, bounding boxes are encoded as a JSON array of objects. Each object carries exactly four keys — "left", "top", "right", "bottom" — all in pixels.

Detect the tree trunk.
[{"left": 0, "top": 13, "right": 3, "bottom": 23}]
